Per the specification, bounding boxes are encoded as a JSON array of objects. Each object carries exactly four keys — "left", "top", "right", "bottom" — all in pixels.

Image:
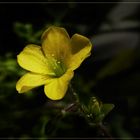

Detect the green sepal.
[{"left": 81, "top": 97, "right": 114, "bottom": 125}]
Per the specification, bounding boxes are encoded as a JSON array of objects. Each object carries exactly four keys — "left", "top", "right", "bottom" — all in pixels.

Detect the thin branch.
[{"left": 98, "top": 123, "right": 114, "bottom": 140}]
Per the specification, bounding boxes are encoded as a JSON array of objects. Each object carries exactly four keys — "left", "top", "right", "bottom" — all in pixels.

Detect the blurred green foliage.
[
  {"left": 0, "top": 53, "right": 23, "bottom": 96},
  {"left": 14, "top": 22, "right": 42, "bottom": 44}
]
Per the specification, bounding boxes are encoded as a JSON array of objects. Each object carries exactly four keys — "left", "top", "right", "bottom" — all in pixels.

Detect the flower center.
[{"left": 47, "top": 54, "right": 66, "bottom": 77}]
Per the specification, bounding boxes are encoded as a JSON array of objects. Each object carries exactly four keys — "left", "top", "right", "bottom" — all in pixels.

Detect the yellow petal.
[
  {"left": 67, "top": 34, "right": 92, "bottom": 70},
  {"left": 17, "top": 44, "right": 55, "bottom": 75},
  {"left": 42, "top": 26, "right": 71, "bottom": 60},
  {"left": 44, "top": 70, "right": 74, "bottom": 100},
  {"left": 16, "top": 72, "right": 50, "bottom": 93}
]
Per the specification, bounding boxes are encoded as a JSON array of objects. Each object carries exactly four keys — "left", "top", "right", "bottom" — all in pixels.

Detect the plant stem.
[
  {"left": 98, "top": 123, "right": 114, "bottom": 140},
  {"left": 69, "top": 83, "right": 79, "bottom": 103},
  {"left": 69, "top": 84, "right": 114, "bottom": 139}
]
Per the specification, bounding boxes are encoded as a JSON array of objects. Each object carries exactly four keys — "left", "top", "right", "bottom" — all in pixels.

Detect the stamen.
[{"left": 46, "top": 55, "right": 66, "bottom": 77}]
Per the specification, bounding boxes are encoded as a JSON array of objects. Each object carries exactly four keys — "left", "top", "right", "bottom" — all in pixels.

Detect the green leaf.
[{"left": 101, "top": 104, "right": 115, "bottom": 117}]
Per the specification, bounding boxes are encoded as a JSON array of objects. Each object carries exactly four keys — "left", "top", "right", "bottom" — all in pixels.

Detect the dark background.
[{"left": 0, "top": 1, "right": 140, "bottom": 139}]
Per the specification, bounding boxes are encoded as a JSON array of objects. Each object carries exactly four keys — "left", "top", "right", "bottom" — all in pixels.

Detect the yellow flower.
[{"left": 16, "top": 26, "right": 92, "bottom": 100}]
